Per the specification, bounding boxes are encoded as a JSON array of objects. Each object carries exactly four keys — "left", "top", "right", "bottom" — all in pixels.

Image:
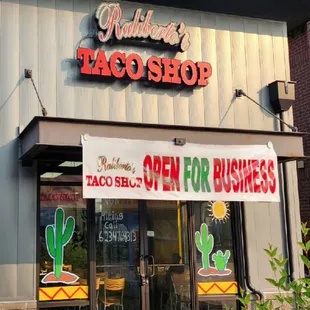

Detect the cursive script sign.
[
  {"left": 95, "top": 2, "right": 190, "bottom": 52},
  {"left": 97, "top": 156, "right": 136, "bottom": 174}
]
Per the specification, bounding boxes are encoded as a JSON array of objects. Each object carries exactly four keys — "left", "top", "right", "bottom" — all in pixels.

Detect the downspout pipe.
[
  {"left": 240, "top": 203, "right": 264, "bottom": 301},
  {"left": 279, "top": 111, "right": 295, "bottom": 282}
]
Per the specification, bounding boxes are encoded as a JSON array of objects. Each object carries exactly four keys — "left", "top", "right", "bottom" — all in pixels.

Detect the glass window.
[
  {"left": 95, "top": 199, "right": 140, "bottom": 310},
  {"left": 199, "top": 298, "right": 237, "bottom": 309},
  {"left": 39, "top": 185, "right": 88, "bottom": 302},
  {"left": 146, "top": 200, "right": 191, "bottom": 310},
  {"left": 194, "top": 201, "right": 237, "bottom": 308}
]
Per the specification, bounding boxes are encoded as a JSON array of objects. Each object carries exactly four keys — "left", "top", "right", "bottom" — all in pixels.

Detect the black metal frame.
[
  {"left": 36, "top": 161, "right": 244, "bottom": 310},
  {"left": 139, "top": 201, "right": 149, "bottom": 310},
  {"left": 189, "top": 201, "right": 244, "bottom": 309},
  {"left": 36, "top": 165, "right": 90, "bottom": 309},
  {"left": 187, "top": 202, "right": 199, "bottom": 310},
  {"left": 36, "top": 160, "right": 41, "bottom": 303},
  {"left": 231, "top": 202, "right": 245, "bottom": 310},
  {"left": 87, "top": 199, "right": 96, "bottom": 310}
]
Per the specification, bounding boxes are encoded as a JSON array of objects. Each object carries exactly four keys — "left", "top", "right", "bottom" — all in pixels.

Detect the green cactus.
[
  {"left": 46, "top": 208, "right": 75, "bottom": 278},
  {"left": 195, "top": 223, "right": 214, "bottom": 270},
  {"left": 212, "top": 250, "right": 231, "bottom": 271}
]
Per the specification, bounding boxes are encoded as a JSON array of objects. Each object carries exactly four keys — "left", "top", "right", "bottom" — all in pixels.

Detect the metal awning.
[{"left": 18, "top": 116, "right": 306, "bottom": 166}]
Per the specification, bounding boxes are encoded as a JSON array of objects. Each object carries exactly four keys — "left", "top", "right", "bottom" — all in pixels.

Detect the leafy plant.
[
  {"left": 195, "top": 223, "right": 214, "bottom": 270},
  {"left": 228, "top": 222, "right": 310, "bottom": 309},
  {"left": 212, "top": 250, "right": 230, "bottom": 271},
  {"left": 64, "top": 243, "right": 87, "bottom": 270}
]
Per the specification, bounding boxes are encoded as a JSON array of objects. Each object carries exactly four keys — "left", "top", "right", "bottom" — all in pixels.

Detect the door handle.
[
  {"left": 147, "top": 255, "right": 155, "bottom": 278},
  {"left": 139, "top": 255, "right": 147, "bottom": 285}
]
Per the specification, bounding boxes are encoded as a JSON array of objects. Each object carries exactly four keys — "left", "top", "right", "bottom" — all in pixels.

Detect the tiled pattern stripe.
[
  {"left": 198, "top": 281, "right": 238, "bottom": 295},
  {"left": 39, "top": 286, "right": 88, "bottom": 301}
]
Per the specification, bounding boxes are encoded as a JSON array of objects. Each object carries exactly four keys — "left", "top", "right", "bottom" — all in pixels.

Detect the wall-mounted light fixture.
[
  {"left": 174, "top": 138, "right": 186, "bottom": 146},
  {"left": 268, "top": 80, "right": 296, "bottom": 114},
  {"left": 235, "top": 88, "right": 297, "bottom": 132}
]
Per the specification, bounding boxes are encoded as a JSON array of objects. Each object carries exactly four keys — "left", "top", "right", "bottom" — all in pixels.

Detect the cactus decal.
[
  {"left": 195, "top": 223, "right": 214, "bottom": 270},
  {"left": 212, "top": 250, "right": 231, "bottom": 271},
  {"left": 41, "top": 208, "right": 79, "bottom": 284},
  {"left": 195, "top": 223, "right": 232, "bottom": 277}
]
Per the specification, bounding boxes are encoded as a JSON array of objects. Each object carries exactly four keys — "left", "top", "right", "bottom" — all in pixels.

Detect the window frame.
[
  {"left": 188, "top": 201, "right": 244, "bottom": 310},
  {"left": 36, "top": 160, "right": 91, "bottom": 309},
  {"left": 36, "top": 160, "right": 244, "bottom": 310}
]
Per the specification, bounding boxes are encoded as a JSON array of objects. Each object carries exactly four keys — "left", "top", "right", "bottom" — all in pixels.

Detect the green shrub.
[{"left": 227, "top": 223, "right": 310, "bottom": 309}]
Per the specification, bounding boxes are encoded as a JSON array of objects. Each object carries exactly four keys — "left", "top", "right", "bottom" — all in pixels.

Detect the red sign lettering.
[
  {"left": 143, "top": 155, "right": 180, "bottom": 192},
  {"left": 77, "top": 48, "right": 212, "bottom": 87},
  {"left": 213, "top": 158, "right": 276, "bottom": 194}
]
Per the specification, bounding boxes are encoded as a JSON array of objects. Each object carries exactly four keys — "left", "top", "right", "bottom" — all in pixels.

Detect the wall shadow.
[{"left": 12, "top": 0, "right": 304, "bottom": 34}]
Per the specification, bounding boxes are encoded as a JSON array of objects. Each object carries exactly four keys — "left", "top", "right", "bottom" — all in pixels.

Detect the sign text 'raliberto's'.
[
  {"left": 76, "top": 2, "right": 212, "bottom": 87},
  {"left": 82, "top": 136, "right": 279, "bottom": 202}
]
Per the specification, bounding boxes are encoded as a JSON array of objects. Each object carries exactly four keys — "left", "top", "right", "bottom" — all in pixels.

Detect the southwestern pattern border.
[
  {"left": 198, "top": 281, "right": 238, "bottom": 295},
  {"left": 39, "top": 286, "right": 88, "bottom": 301}
]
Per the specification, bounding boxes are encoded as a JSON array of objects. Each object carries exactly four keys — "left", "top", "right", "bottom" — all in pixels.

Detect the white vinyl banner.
[{"left": 82, "top": 136, "right": 280, "bottom": 202}]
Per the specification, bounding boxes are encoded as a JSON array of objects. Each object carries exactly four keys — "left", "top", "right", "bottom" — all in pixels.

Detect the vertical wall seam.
[
  {"left": 228, "top": 19, "right": 236, "bottom": 128},
  {"left": 257, "top": 22, "right": 264, "bottom": 125},
  {"left": 199, "top": 13, "right": 206, "bottom": 128},
  {"left": 54, "top": 0, "right": 57, "bottom": 117},
  {"left": 36, "top": 0, "right": 39, "bottom": 116},
  {"left": 257, "top": 21, "right": 266, "bottom": 127},
  {"left": 16, "top": 1, "right": 21, "bottom": 299},
  {"left": 34, "top": 0, "right": 39, "bottom": 298},
  {"left": 282, "top": 22, "right": 292, "bottom": 125},
  {"left": 89, "top": 0, "right": 94, "bottom": 120},
  {"left": 282, "top": 23, "right": 289, "bottom": 84},
  {"left": 55, "top": 3, "right": 58, "bottom": 117},
  {"left": 73, "top": 0, "right": 76, "bottom": 118},
  {"left": 243, "top": 19, "right": 251, "bottom": 128},
  {"left": 291, "top": 164, "right": 301, "bottom": 278},
  {"left": 18, "top": 0, "right": 21, "bottom": 129},
  {"left": 215, "top": 15, "right": 221, "bottom": 127},
  {"left": 242, "top": 18, "right": 249, "bottom": 129}
]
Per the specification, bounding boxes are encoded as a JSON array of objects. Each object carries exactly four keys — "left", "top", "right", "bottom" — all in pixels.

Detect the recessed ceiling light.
[
  {"left": 58, "top": 161, "right": 82, "bottom": 167},
  {"left": 41, "top": 172, "right": 63, "bottom": 179}
]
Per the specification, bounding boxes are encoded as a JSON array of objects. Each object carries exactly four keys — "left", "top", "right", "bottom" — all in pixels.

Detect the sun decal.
[{"left": 208, "top": 201, "right": 230, "bottom": 223}]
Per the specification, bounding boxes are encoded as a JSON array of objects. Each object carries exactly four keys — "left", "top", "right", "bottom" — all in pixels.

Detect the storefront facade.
[{"left": 0, "top": 1, "right": 306, "bottom": 309}]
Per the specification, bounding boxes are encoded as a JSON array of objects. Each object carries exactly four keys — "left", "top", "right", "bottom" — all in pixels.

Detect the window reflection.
[
  {"left": 95, "top": 199, "right": 140, "bottom": 310},
  {"left": 39, "top": 186, "right": 88, "bottom": 302},
  {"left": 147, "top": 201, "right": 191, "bottom": 310},
  {"left": 199, "top": 299, "right": 237, "bottom": 309},
  {"left": 194, "top": 201, "right": 237, "bottom": 306}
]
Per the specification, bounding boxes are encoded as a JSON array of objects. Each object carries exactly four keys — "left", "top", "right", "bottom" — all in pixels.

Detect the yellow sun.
[{"left": 208, "top": 201, "right": 230, "bottom": 223}]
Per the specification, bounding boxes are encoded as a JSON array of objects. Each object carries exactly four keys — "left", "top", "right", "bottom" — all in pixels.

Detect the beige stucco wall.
[{"left": 0, "top": 0, "right": 302, "bottom": 304}]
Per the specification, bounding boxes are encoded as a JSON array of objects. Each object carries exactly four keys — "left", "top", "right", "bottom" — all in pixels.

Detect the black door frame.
[
  {"left": 36, "top": 173, "right": 91, "bottom": 308},
  {"left": 189, "top": 201, "right": 244, "bottom": 309},
  {"left": 139, "top": 201, "right": 150, "bottom": 310},
  {"left": 37, "top": 177, "right": 243, "bottom": 310}
]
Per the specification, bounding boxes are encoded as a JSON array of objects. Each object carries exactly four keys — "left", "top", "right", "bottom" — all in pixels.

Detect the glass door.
[
  {"left": 95, "top": 199, "right": 142, "bottom": 310},
  {"left": 144, "top": 201, "right": 191, "bottom": 310},
  {"left": 94, "top": 199, "right": 191, "bottom": 310}
]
